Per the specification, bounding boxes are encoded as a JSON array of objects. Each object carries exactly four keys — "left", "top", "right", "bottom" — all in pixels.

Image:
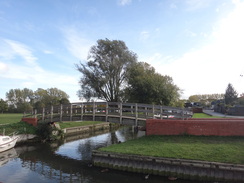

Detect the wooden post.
[
  {"left": 135, "top": 103, "right": 138, "bottom": 127},
  {"left": 119, "top": 102, "right": 122, "bottom": 124},
  {"left": 106, "top": 102, "right": 108, "bottom": 122},
  {"left": 181, "top": 108, "right": 185, "bottom": 120},
  {"left": 160, "top": 106, "right": 163, "bottom": 119},
  {"left": 42, "top": 107, "right": 45, "bottom": 122},
  {"left": 81, "top": 103, "right": 83, "bottom": 121},
  {"left": 93, "top": 101, "right": 95, "bottom": 121},
  {"left": 34, "top": 109, "right": 37, "bottom": 118},
  {"left": 60, "top": 104, "right": 63, "bottom": 122},
  {"left": 152, "top": 104, "right": 155, "bottom": 119},
  {"left": 51, "top": 105, "right": 53, "bottom": 122},
  {"left": 70, "top": 104, "right": 73, "bottom": 121}
]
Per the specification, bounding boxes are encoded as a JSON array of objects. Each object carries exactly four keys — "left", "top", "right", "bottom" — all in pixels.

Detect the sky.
[{"left": 1, "top": 0, "right": 244, "bottom": 102}]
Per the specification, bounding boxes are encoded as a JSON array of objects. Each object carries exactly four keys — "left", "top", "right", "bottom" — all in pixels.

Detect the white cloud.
[
  {"left": 43, "top": 50, "right": 53, "bottom": 54},
  {"left": 0, "top": 62, "right": 8, "bottom": 73},
  {"left": 0, "top": 38, "right": 80, "bottom": 102},
  {"left": 118, "top": 0, "right": 132, "bottom": 6},
  {"left": 4, "top": 39, "right": 37, "bottom": 65},
  {"left": 139, "top": 31, "right": 150, "bottom": 40},
  {"left": 148, "top": 1, "right": 244, "bottom": 98},
  {"left": 185, "top": 0, "right": 212, "bottom": 11},
  {"left": 62, "top": 27, "right": 93, "bottom": 61},
  {"left": 184, "top": 29, "right": 197, "bottom": 37}
]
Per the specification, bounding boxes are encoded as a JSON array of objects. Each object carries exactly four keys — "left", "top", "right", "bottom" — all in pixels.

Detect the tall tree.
[
  {"left": 34, "top": 88, "right": 70, "bottom": 107},
  {"left": 125, "top": 62, "right": 181, "bottom": 106},
  {"left": 6, "top": 88, "right": 34, "bottom": 112},
  {"left": 224, "top": 83, "right": 238, "bottom": 105},
  {"left": 0, "top": 99, "right": 8, "bottom": 113},
  {"left": 76, "top": 38, "right": 137, "bottom": 102}
]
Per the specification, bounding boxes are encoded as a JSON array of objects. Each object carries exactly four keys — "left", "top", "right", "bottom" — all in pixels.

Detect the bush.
[{"left": 36, "top": 122, "right": 63, "bottom": 141}]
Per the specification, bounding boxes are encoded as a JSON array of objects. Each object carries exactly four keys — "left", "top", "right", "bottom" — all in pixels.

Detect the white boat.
[{"left": 0, "top": 134, "right": 19, "bottom": 153}]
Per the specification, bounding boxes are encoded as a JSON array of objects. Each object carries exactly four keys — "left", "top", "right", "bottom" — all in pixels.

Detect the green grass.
[
  {"left": 192, "top": 113, "right": 221, "bottom": 118},
  {"left": 0, "top": 113, "right": 23, "bottom": 124},
  {"left": 0, "top": 121, "right": 37, "bottom": 135},
  {"left": 0, "top": 113, "right": 36, "bottom": 135},
  {"left": 58, "top": 121, "right": 105, "bottom": 129},
  {"left": 100, "top": 135, "right": 244, "bottom": 164}
]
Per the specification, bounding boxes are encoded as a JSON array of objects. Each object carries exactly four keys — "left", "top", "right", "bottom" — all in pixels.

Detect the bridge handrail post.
[
  {"left": 152, "top": 104, "right": 155, "bottom": 119},
  {"left": 135, "top": 103, "right": 138, "bottom": 126},
  {"left": 51, "top": 105, "right": 53, "bottom": 122},
  {"left": 34, "top": 109, "right": 37, "bottom": 118},
  {"left": 160, "top": 106, "right": 163, "bottom": 119},
  {"left": 105, "top": 102, "right": 108, "bottom": 122},
  {"left": 60, "top": 104, "right": 63, "bottom": 122},
  {"left": 70, "top": 103, "right": 73, "bottom": 121},
  {"left": 81, "top": 103, "right": 83, "bottom": 121},
  {"left": 181, "top": 108, "right": 184, "bottom": 120},
  {"left": 42, "top": 107, "right": 45, "bottom": 122},
  {"left": 119, "top": 103, "right": 122, "bottom": 124},
  {"left": 93, "top": 101, "right": 95, "bottom": 121}
]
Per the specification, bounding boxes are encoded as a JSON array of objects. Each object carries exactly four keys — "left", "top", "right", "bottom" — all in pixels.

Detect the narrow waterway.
[{"left": 0, "top": 126, "right": 215, "bottom": 183}]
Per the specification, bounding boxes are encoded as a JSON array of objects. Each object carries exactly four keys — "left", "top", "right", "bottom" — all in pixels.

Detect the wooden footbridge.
[{"left": 24, "top": 102, "right": 193, "bottom": 126}]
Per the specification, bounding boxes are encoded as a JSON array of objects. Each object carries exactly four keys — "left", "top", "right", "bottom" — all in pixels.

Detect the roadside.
[{"left": 203, "top": 109, "right": 244, "bottom": 118}]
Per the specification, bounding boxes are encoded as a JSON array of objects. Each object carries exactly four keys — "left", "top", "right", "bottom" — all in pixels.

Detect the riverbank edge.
[
  {"left": 92, "top": 150, "right": 244, "bottom": 182},
  {"left": 62, "top": 122, "right": 119, "bottom": 135},
  {"left": 15, "top": 122, "right": 120, "bottom": 144}
]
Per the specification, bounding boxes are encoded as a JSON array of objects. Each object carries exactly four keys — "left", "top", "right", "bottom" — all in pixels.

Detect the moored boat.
[{"left": 0, "top": 134, "right": 19, "bottom": 153}]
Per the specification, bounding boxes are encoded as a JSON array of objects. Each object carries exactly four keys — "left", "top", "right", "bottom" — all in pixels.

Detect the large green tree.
[
  {"left": 188, "top": 94, "right": 224, "bottom": 107},
  {"left": 224, "top": 83, "right": 238, "bottom": 105},
  {"left": 6, "top": 88, "right": 34, "bottom": 112},
  {"left": 34, "top": 88, "right": 70, "bottom": 107},
  {"left": 0, "top": 99, "right": 8, "bottom": 113},
  {"left": 76, "top": 39, "right": 137, "bottom": 102},
  {"left": 125, "top": 62, "right": 181, "bottom": 106},
  {"left": 6, "top": 88, "right": 69, "bottom": 112}
]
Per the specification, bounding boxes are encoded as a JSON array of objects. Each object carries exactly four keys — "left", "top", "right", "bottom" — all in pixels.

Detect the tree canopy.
[
  {"left": 76, "top": 38, "right": 137, "bottom": 102},
  {"left": 0, "top": 99, "right": 8, "bottom": 113},
  {"left": 224, "top": 83, "right": 238, "bottom": 105},
  {"left": 125, "top": 62, "right": 181, "bottom": 105},
  {"left": 76, "top": 39, "right": 182, "bottom": 106},
  {"left": 5, "top": 87, "right": 70, "bottom": 112},
  {"left": 188, "top": 94, "right": 224, "bottom": 107}
]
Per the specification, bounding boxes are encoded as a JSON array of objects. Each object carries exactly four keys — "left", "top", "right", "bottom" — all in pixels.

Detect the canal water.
[{"left": 0, "top": 126, "right": 215, "bottom": 183}]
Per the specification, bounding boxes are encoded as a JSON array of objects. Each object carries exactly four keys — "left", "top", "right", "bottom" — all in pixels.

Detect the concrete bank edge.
[{"left": 92, "top": 150, "right": 244, "bottom": 182}]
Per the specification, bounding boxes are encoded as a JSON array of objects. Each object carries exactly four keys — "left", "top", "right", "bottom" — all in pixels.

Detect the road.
[{"left": 203, "top": 109, "right": 244, "bottom": 118}]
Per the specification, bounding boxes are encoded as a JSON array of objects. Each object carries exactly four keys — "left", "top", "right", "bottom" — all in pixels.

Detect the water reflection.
[{"left": 0, "top": 126, "right": 208, "bottom": 183}]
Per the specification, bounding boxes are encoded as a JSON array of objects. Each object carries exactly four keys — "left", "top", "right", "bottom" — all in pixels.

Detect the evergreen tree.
[{"left": 224, "top": 83, "right": 238, "bottom": 105}]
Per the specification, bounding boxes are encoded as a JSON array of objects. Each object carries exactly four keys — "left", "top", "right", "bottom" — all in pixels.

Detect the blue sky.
[{"left": 1, "top": 0, "right": 244, "bottom": 102}]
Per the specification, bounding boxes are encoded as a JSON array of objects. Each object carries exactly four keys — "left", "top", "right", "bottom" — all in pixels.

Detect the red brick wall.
[
  {"left": 22, "top": 118, "right": 38, "bottom": 126},
  {"left": 146, "top": 119, "right": 244, "bottom": 136}
]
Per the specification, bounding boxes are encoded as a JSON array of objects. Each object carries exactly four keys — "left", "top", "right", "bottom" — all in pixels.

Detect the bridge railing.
[{"left": 24, "top": 102, "right": 193, "bottom": 125}]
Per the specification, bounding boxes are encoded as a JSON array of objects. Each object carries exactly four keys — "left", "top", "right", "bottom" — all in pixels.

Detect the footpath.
[{"left": 203, "top": 109, "right": 244, "bottom": 118}]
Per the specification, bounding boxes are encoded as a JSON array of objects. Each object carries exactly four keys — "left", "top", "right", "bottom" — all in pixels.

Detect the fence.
[{"left": 24, "top": 102, "right": 193, "bottom": 126}]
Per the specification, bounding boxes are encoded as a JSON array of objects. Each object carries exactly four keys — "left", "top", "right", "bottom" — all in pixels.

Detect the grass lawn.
[
  {"left": 0, "top": 113, "right": 36, "bottom": 135},
  {"left": 58, "top": 121, "right": 105, "bottom": 129},
  {"left": 100, "top": 135, "right": 244, "bottom": 164},
  {"left": 192, "top": 113, "right": 221, "bottom": 118},
  {"left": 0, "top": 113, "right": 23, "bottom": 124}
]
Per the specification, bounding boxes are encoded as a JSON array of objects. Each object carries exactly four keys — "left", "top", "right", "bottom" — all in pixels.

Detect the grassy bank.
[
  {"left": 0, "top": 113, "right": 105, "bottom": 135},
  {"left": 100, "top": 113, "right": 243, "bottom": 164},
  {"left": 192, "top": 113, "right": 221, "bottom": 118},
  {"left": 0, "top": 113, "right": 23, "bottom": 124},
  {"left": 100, "top": 135, "right": 244, "bottom": 164},
  {"left": 58, "top": 121, "right": 105, "bottom": 129}
]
